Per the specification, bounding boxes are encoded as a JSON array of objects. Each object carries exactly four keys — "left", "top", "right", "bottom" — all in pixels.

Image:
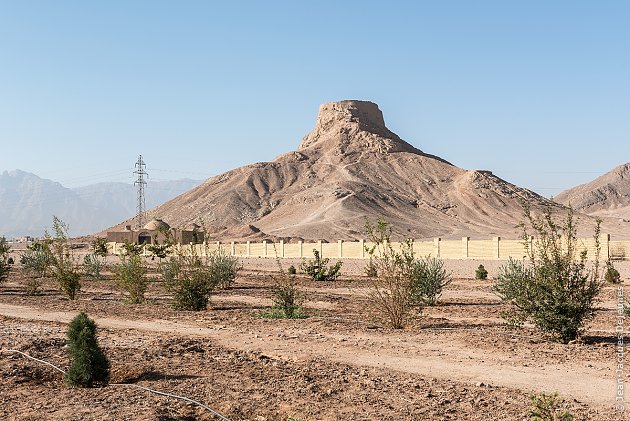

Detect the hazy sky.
[{"left": 0, "top": 1, "right": 628, "bottom": 196}]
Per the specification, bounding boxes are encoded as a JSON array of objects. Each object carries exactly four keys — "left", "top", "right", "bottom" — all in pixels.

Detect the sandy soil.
[{"left": 0, "top": 258, "right": 627, "bottom": 420}]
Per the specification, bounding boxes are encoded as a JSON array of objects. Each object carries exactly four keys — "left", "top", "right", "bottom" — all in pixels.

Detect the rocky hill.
[
  {"left": 555, "top": 162, "right": 630, "bottom": 220},
  {"left": 114, "top": 100, "right": 578, "bottom": 241}
]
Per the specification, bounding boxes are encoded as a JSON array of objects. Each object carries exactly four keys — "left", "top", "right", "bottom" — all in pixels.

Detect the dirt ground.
[{"left": 0, "top": 258, "right": 628, "bottom": 420}]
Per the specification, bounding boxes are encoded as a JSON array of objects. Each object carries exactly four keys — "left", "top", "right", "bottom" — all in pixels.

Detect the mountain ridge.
[
  {"left": 0, "top": 170, "right": 201, "bottom": 237},
  {"left": 111, "top": 100, "right": 594, "bottom": 241},
  {"left": 555, "top": 162, "right": 630, "bottom": 220}
]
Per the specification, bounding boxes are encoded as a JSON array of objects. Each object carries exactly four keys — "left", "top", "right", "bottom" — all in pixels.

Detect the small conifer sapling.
[{"left": 65, "top": 312, "right": 110, "bottom": 387}]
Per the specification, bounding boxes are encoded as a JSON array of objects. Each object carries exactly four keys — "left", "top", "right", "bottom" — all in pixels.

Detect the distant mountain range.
[{"left": 0, "top": 170, "right": 201, "bottom": 237}]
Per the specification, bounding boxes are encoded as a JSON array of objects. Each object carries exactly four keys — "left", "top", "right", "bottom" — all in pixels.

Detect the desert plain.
[{"left": 0, "top": 253, "right": 627, "bottom": 420}]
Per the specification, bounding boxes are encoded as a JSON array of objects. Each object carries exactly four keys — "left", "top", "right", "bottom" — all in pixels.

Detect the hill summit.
[
  {"left": 555, "top": 162, "right": 630, "bottom": 220},
  {"left": 112, "top": 100, "right": 557, "bottom": 241},
  {"left": 298, "top": 100, "right": 418, "bottom": 154}
]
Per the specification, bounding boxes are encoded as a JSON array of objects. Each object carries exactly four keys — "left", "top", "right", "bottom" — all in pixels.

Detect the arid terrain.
[
  {"left": 108, "top": 101, "right": 630, "bottom": 242},
  {"left": 556, "top": 162, "right": 630, "bottom": 221},
  {"left": 1, "top": 257, "right": 626, "bottom": 420}
]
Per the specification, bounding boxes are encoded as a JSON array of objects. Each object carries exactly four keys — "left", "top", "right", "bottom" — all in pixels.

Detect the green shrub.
[
  {"left": 121, "top": 241, "right": 144, "bottom": 256},
  {"left": 20, "top": 239, "right": 53, "bottom": 278},
  {"left": 112, "top": 254, "right": 148, "bottom": 304},
  {"left": 84, "top": 237, "right": 108, "bottom": 280},
  {"left": 161, "top": 253, "right": 216, "bottom": 311},
  {"left": 207, "top": 248, "right": 241, "bottom": 289},
  {"left": 65, "top": 312, "right": 110, "bottom": 387},
  {"left": 49, "top": 216, "right": 81, "bottom": 300},
  {"left": 0, "top": 237, "right": 11, "bottom": 284},
  {"left": 604, "top": 260, "right": 621, "bottom": 284},
  {"left": 299, "top": 249, "right": 342, "bottom": 281},
  {"left": 147, "top": 243, "right": 172, "bottom": 261},
  {"left": 410, "top": 256, "right": 451, "bottom": 306},
  {"left": 24, "top": 278, "right": 43, "bottom": 295},
  {"left": 269, "top": 275, "right": 306, "bottom": 319},
  {"left": 83, "top": 254, "right": 104, "bottom": 280},
  {"left": 90, "top": 237, "right": 108, "bottom": 257},
  {"left": 20, "top": 241, "right": 48, "bottom": 294},
  {"left": 55, "top": 269, "right": 81, "bottom": 300},
  {"left": 529, "top": 392, "right": 573, "bottom": 421},
  {"left": 475, "top": 264, "right": 488, "bottom": 280},
  {"left": 260, "top": 260, "right": 306, "bottom": 319},
  {"left": 364, "top": 259, "right": 377, "bottom": 277},
  {"left": 494, "top": 206, "right": 602, "bottom": 343},
  {"left": 363, "top": 218, "right": 424, "bottom": 329},
  {"left": 287, "top": 265, "right": 297, "bottom": 275}
]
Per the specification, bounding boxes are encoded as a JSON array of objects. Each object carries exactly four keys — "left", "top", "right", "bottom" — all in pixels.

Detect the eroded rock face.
[
  {"left": 556, "top": 162, "right": 630, "bottom": 218},
  {"left": 298, "top": 100, "right": 419, "bottom": 154}
]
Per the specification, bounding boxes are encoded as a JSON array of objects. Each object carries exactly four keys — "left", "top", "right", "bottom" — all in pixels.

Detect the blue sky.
[{"left": 0, "top": 1, "right": 628, "bottom": 196}]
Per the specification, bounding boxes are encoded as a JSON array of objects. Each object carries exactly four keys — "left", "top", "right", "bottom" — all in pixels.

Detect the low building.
[{"left": 106, "top": 219, "right": 204, "bottom": 245}]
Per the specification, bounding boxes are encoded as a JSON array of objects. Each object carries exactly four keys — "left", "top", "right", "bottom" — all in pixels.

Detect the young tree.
[
  {"left": 65, "top": 312, "right": 110, "bottom": 387},
  {"left": 299, "top": 249, "right": 342, "bottom": 281},
  {"left": 19, "top": 238, "right": 54, "bottom": 295},
  {"left": 49, "top": 216, "right": 81, "bottom": 300},
  {"left": 363, "top": 218, "right": 451, "bottom": 326},
  {"left": 161, "top": 246, "right": 241, "bottom": 310},
  {"left": 83, "top": 237, "right": 108, "bottom": 280},
  {"left": 363, "top": 218, "right": 423, "bottom": 328},
  {"left": 0, "top": 237, "right": 11, "bottom": 284},
  {"left": 410, "top": 256, "right": 451, "bottom": 306},
  {"left": 91, "top": 237, "right": 109, "bottom": 257},
  {"left": 20, "top": 238, "right": 53, "bottom": 278},
  {"left": 120, "top": 240, "right": 144, "bottom": 256},
  {"left": 207, "top": 248, "right": 241, "bottom": 289},
  {"left": 604, "top": 260, "right": 621, "bottom": 284},
  {"left": 529, "top": 392, "right": 573, "bottom": 421},
  {"left": 147, "top": 226, "right": 174, "bottom": 263},
  {"left": 112, "top": 253, "right": 149, "bottom": 304},
  {"left": 162, "top": 251, "right": 214, "bottom": 311},
  {"left": 475, "top": 264, "right": 488, "bottom": 280},
  {"left": 494, "top": 205, "right": 602, "bottom": 343}
]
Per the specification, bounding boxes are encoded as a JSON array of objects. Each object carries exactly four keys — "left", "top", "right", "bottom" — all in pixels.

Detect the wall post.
[
  {"left": 493, "top": 237, "right": 501, "bottom": 259},
  {"left": 246, "top": 241, "right": 250, "bottom": 257},
  {"left": 280, "top": 239, "right": 285, "bottom": 258},
  {"left": 338, "top": 240, "right": 343, "bottom": 258},
  {"left": 462, "top": 237, "right": 469, "bottom": 259},
  {"left": 360, "top": 239, "right": 365, "bottom": 258},
  {"left": 230, "top": 241, "right": 235, "bottom": 256},
  {"left": 298, "top": 240, "right": 303, "bottom": 258},
  {"left": 263, "top": 240, "right": 268, "bottom": 257},
  {"left": 434, "top": 238, "right": 441, "bottom": 258}
]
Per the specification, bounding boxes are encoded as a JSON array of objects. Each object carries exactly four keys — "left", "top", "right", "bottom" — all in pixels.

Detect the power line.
[{"left": 133, "top": 155, "right": 148, "bottom": 230}]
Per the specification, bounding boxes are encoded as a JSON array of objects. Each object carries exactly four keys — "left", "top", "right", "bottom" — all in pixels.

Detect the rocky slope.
[
  {"left": 555, "top": 162, "right": 630, "bottom": 220},
  {"left": 114, "top": 100, "right": 580, "bottom": 241}
]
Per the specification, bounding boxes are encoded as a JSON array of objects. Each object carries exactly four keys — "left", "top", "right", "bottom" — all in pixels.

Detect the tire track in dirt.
[{"left": 0, "top": 302, "right": 614, "bottom": 409}]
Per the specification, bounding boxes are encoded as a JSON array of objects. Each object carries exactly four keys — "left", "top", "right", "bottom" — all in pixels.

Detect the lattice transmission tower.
[{"left": 133, "top": 155, "right": 148, "bottom": 229}]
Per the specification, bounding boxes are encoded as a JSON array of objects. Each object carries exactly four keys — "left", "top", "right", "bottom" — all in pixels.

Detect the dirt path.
[{"left": 0, "top": 302, "right": 614, "bottom": 409}]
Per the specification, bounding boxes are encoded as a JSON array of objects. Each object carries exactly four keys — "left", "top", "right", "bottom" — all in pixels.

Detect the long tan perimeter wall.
[{"left": 110, "top": 235, "right": 630, "bottom": 260}]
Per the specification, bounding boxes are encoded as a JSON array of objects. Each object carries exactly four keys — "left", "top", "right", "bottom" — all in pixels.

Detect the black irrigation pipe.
[{"left": 2, "top": 349, "right": 231, "bottom": 421}]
